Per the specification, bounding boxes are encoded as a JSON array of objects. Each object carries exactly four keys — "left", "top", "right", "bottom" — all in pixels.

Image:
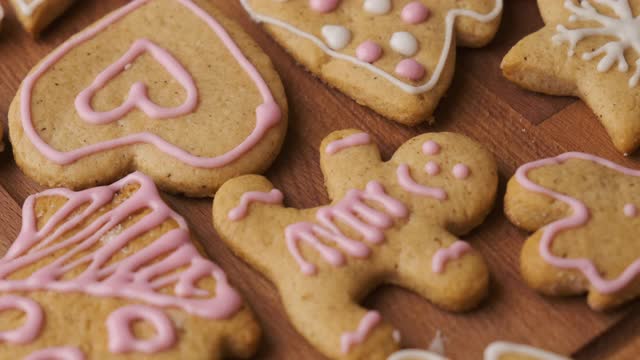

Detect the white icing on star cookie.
[
  {"left": 322, "top": 24, "right": 352, "bottom": 50},
  {"left": 364, "top": 0, "right": 392, "bottom": 15},
  {"left": 390, "top": 31, "right": 419, "bottom": 56}
]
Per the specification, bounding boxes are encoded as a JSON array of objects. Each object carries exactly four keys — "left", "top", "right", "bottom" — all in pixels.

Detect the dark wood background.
[{"left": 0, "top": 0, "right": 639, "bottom": 359}]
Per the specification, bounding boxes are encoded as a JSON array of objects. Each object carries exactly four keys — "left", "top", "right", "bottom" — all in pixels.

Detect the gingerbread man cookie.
[
  {"left": 241, "top": 0, "right": 502, "bottom": 125},
  {"left": 505, "top": 152, "right": 640, "bottom": 310},
  {"left": 9, "top": 0, "right": 76, "bottom": 36},
  {"left": 9, "top": 0, "right": 287, "bottom": 197},
  {"left": 213, "top": 129, "right": 498, "bottom": 359},
  {"left": 0, "top": 172, "right": 259, "bottom": 359},
  {"left": 502, "top": 0, "right": 640, "bottom": 154}
]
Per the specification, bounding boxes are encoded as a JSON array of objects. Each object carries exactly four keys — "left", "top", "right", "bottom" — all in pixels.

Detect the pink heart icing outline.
[
  {"left": 20, "top": 0, "right": 282, "bottom": 168},
  {"left": 75, "top": 38, "right": 199, "bottom": 125}
]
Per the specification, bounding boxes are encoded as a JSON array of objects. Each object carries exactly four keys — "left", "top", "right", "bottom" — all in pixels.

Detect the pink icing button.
[
  {"left": 422, "top": 140, "right": 441, "bottom": 155},
  {"left": 452, "top": 164, "right": 471, "bottom": 179},
  {"left": 0, "top": 295, "right": 44, "bottom": 344},
  {"left": 624, "top": 204, "right": 638, "bottom": 217},
  {"left": 24, "top": 347, "right": 85, "bottom": 360},
  {"left": 107, "top": 305, "right": 176, "bottom": 354},
  {"left": 395, "top": 59, "right": 426, "bottom": 81},
  {"left": 424, "top": 161, "right": 441, "bottom": 176},
  {"left": 356, "top": 41, "right": 383, "bottom": 63},
  {"left": 401, "top": 1, "right": 431, "bottom": 24},
  {"left": 310, "top": 0, "right": 340, "bottom": 13}
]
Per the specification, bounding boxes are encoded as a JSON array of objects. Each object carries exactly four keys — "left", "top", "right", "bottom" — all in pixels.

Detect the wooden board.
[{"left": 0, "top": 0, "right": 638, "bottom": 359}]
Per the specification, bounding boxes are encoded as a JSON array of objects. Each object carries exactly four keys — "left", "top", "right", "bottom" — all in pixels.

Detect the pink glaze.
[
  {"left": 624, "top": 204, "right": 638, "bottom": 217},
  {"left": 515, "top": 152, "right": 640, "bottom": 294},
  {"left": 309, "top": 0, "right": 340, "bottom": 13},
  {"left": 432, "top": 241, "right": 472, "bottom": 273},
  {"left": 397, "top": 164, "right": 447, "bottom": 200},
  {"left": 356, "top": 41, "right": 383, "bottom": 63},
  {"left": 24, "top": 347, "right": 85, "bottom": 360},
  {"left": 285, "top": 181, "right": 408, "bottom": 275},
  {"left": 401, "top": 1, "right": 431, "bottom": 24},
  {"left": 395, "top": 59, "right": 425, "bottom": 81},
  {"left": 75, "top": 39, "right": 198, "bottom": 125},
  {"left": 0, "top": 172, "right": 243, "bottom": 351},
  {"left": 452, "top": 164, "right": 471, "bottom": 179},
  {"left": 422, "top": 140, "right": 441, "bottom": 155},
  {"left": 340, "top": 311, "right": 382, "bottom": 354},
  {"left": 424, "top": 161, "right": 441, "bottom": 176},
  {"left": 20, "top": 0, "right": 281, "bottom": 168},
  {"left": 228, "top": 189, "right": 284, "bottom": 221},
  {"left": 326, "top": 132, "right": 372, "bottom": 155},
  {"left": 107, "top": 305, "right": 176, "bottom": 353},
  {"left": 0, "top": 295, "right": 43, "bottom": 344}
]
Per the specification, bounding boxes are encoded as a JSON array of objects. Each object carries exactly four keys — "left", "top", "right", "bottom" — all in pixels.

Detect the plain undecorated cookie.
[
  {"left": 9, "top": 0, "right": 288, "bottom": 197},
  {"left": 213, "top": 129, "right": 498, "bottom": 359}
]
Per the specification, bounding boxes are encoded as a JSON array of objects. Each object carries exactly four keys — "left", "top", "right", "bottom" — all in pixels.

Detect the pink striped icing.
[
  {"left": 431, "top": 241, "right": 472, "bottom": 273},
  {"left": 228, "top": 189, "right": 284, "bottom": 221},
  {"left": 285, "top": 181, "right": 408, "bottom": 275},
  {"left": 0, "top": 172, "right": 242, "bottom": 353},
  {"left": 397, "top": 164, "right": 448, "bottom": 200},
  {"left": 0, "top": 295, "right": 43, "bottom": 344},
  {"left": 515, "top": 152, "right": 640, "bottom": 294},
  {"left": 24, "top": 347, "right": 85, "bottom": 360},
  {"left": 325, "top": 133, "right": 372, "bottom": 155},
  {"left": 20, "top": 0, "right": 281, "bottom": 168},
  {"left": 107, "top": 305, "right": 176, "bottom": 354},
  {"left": 340, "top": 311, "right": 382, "bottom": 354}
]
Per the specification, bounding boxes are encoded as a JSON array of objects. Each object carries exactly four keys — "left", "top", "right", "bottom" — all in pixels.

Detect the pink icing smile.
[
  {"left": 397, "top": 164, "right": 448, "bottom": 200},
  {"left": 356, "top": 41, "right": 383, "bottom": 63},
  {"left": 309, "top": 0, "right": 340, "bottom": 13},
  {"left": 326, "top": 132, "right": 372, "bottom": 155},
  {"left": 402, "top": 1, "right": 431, "bottom": 24},
  {"left": 340, "top": 311, "right": 382, "bottom": 354},
  {"left": 395, "top": 59, "right": 426, "bottom": 81},
  {"left": 228, "top": 189, "right": 284, "bottom": 221},
  {"left": 515, "top": 152, "right": 640, "bottom": 294},
  {"left": 432, "top": 241, "right": 472, "bottom": 273},
  {"left": 20, "top": 0, "right": 281, "bottom": 168},
  {"left": 0, "top": 295, "right": 43, "bottom": 344},
  {"left": 24, "top": 347, "right": 85, "bottom": 360}
]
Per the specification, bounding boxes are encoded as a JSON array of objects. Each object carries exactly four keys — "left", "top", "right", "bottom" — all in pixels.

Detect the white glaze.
[
  {"left": 390, "top": 31, "right": 419, "bottom": 56},
  {"left": 14, "top": 0, "right": 45, "bottom": 16},
  {"left": 387, "top": 349, "right": 448, "bottom": 360},
  {"left": 322, "top": 24, "right": 352, "bottom": 50},
  {"left": 484, "top": 341, "right": 571, "bottom": 360},
  {"left": 363, "top": 0, "right": 391, "bottom": 15}
]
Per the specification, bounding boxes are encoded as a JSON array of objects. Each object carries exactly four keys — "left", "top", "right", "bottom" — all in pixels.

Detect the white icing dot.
[
  {"left": 390, "top": 31, "right": 418, "bottom": 56},
  {"left": 322, "top": 25, "right": 352, "bottom": 50},
  {"left": 363, "top": 0, "right": 392, "bottom": 15}
]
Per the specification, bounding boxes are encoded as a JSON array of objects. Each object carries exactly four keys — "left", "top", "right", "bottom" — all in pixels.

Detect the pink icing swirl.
[
  {"left": 24, "top": 347, "right": 85, "bottom": 360},
  {"left": 20, "top": 0, "right": 281, "bottom": 168},
  {"left": 432, "top": 241, "right": 472, "bottom": 273},
  {"left": 397, "top": 164, "right": 448, "bottom": 200},
  {"left": 340, "top": 311, "right": 382, "bottom": 354},
  {"left": 107, "top": 305, "right": 176, "bottom": 354},
  {"left": 0, "top": 295, "right": 43, "bottom": 344},
  {"left": 228, "top": 189, "right": 284, "bottom": 221},
  {"left": 285, "top": 181, "right": 408, "bottom": 275},
  {"left": 325, "top": 132, "right": 372, "bottom": 155},
  {"left": 515, "top": 152, "right": 640, "bottom": 294}
]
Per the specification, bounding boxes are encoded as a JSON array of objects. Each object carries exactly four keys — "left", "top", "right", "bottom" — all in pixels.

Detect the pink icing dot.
[
  {"left": 395, "top": 59, "right": 426, "bottom": 81},
  {"left": 356, "top": 40, "right": 383, "bottom": 63},
  {"left": 402, "top": 1, "right": 431, "bottom": 24},
  {"left": 422, "top": 140, "right": 440, "bottom": 155},
  {"left": 310, "top": 0, "right": 340, "bottom": 13},
  {"left": 452, "top": 164, "right": 471, "bottom": 179},
  {"left": 624, "top": 204, "right": 638, "bottom": 217},
  {"left": 424, "top": 161, "right": 441, "bottom": 175}
]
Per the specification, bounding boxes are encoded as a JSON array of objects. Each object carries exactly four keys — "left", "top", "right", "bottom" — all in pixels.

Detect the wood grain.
[{"left": 0, "top": 0, "right": 638, "bottom": 359}]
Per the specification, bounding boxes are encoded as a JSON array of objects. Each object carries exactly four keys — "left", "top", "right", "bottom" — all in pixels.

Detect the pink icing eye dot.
[
  {"left": 310, "top": 0, "right": 340, "bottom": 13},
  {"left": 452, "top": 164, "right": 471, "bottom": 179},
  {"left": 395, "top": 59, "right": 426, "bottom": 81},
  {"left": 402, "top": 1, "right": 431, "bottom": 24},
  {"left": 425, "top": 161, "right": 441, "bottom": 175},
  {"left": 422, "top": 140, "right": 441, "bottom": 155},
  {"left": 356, "top": 40, "right": 383, "bottom": 63},
  {"left": 624, "top": 204, "right": 638, "bottom": 217}
]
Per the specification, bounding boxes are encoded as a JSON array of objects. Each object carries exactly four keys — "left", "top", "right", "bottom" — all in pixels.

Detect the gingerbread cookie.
[
  {"left": 0, "top": 172, "right": 259, "bottom": 359},
  {"left": 9, "top": 0, "right": 76, "bottom": 36},
  {"left": 240, "top": 0, "right": 502, "bottom": 125},
  {"left": 9, "top": 0, "right": 287, "bottom": 197},
  {"left": 502, "top": 0, "right": 640, "bottom": 154},
  {"left": 387, "top": 341, "right": 570, "bottom": 360},
  {"left": 213, "top": 129, "right": 498, "bottom": 359},
  {"left": 505, "top": 152, "right": 640, "bottom": 310}
]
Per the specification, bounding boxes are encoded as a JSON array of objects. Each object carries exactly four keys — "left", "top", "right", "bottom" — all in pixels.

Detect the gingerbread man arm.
[{"left": 453, "top": 0, "right": 503, "bottom": 47}]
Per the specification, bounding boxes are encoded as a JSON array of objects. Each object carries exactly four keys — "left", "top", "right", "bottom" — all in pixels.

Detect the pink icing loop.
[
  {"left": 74, "top": 39, "right": 198, "bottom": 125},
  {"left": 401, "top": 1, "right": 431, "bottom": 24},
  {"left": 0, "top": 295, "right": 43, "bottom": 344},
  {"left": 228, "top": 189, "right": 284, "bottom": 221},
  {"left": 309, "top": 0, "right": 340, "bottom": 13},
  {"left": 515, "top": 152, "right": 640, "bottom": 294},
  {"left": 107, "top": 305, "right": 176, "bottom": 354},
  {"left": 395, "top": 59, "right": 426, "bottom": 81},
  {"left": 356, "top": 41, "right": 383, "bottom": 63},
  {"left": 624, "top": 204, "right": 638, "bottom": 217},
  {"left": 396, "top": 164, "right": 448, "bottom": 200},
  {"left": 20, "top": 0, "right": 281, "bottom": 168},
  {"left": 424, "top": 161, "right": 441, "bottom": 176},
  {"left": 24, "top": 347, "right": 86, "bottom": 360},
  {"left": 432, "top": 241, "right": 472, "bottom": 273},
  {"left": 326, "top": 132, "right": 372, "bottom": 155},
  {"left": 422, "top": 140, "right": 441, "bottom": 155},
  {"left": 452, "top": 164, "right": 471, "bottom": 179},
  {"left": 340, "top": 311, "right": 382, "bottom": 354}
]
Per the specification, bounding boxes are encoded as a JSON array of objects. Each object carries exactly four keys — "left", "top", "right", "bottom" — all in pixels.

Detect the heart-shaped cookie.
[
  {"left": 9, "top": 0, "right": 288, "bottom": 197},
  {"left": 241, "top": 0, "right": 502, "bottom": 125}
]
